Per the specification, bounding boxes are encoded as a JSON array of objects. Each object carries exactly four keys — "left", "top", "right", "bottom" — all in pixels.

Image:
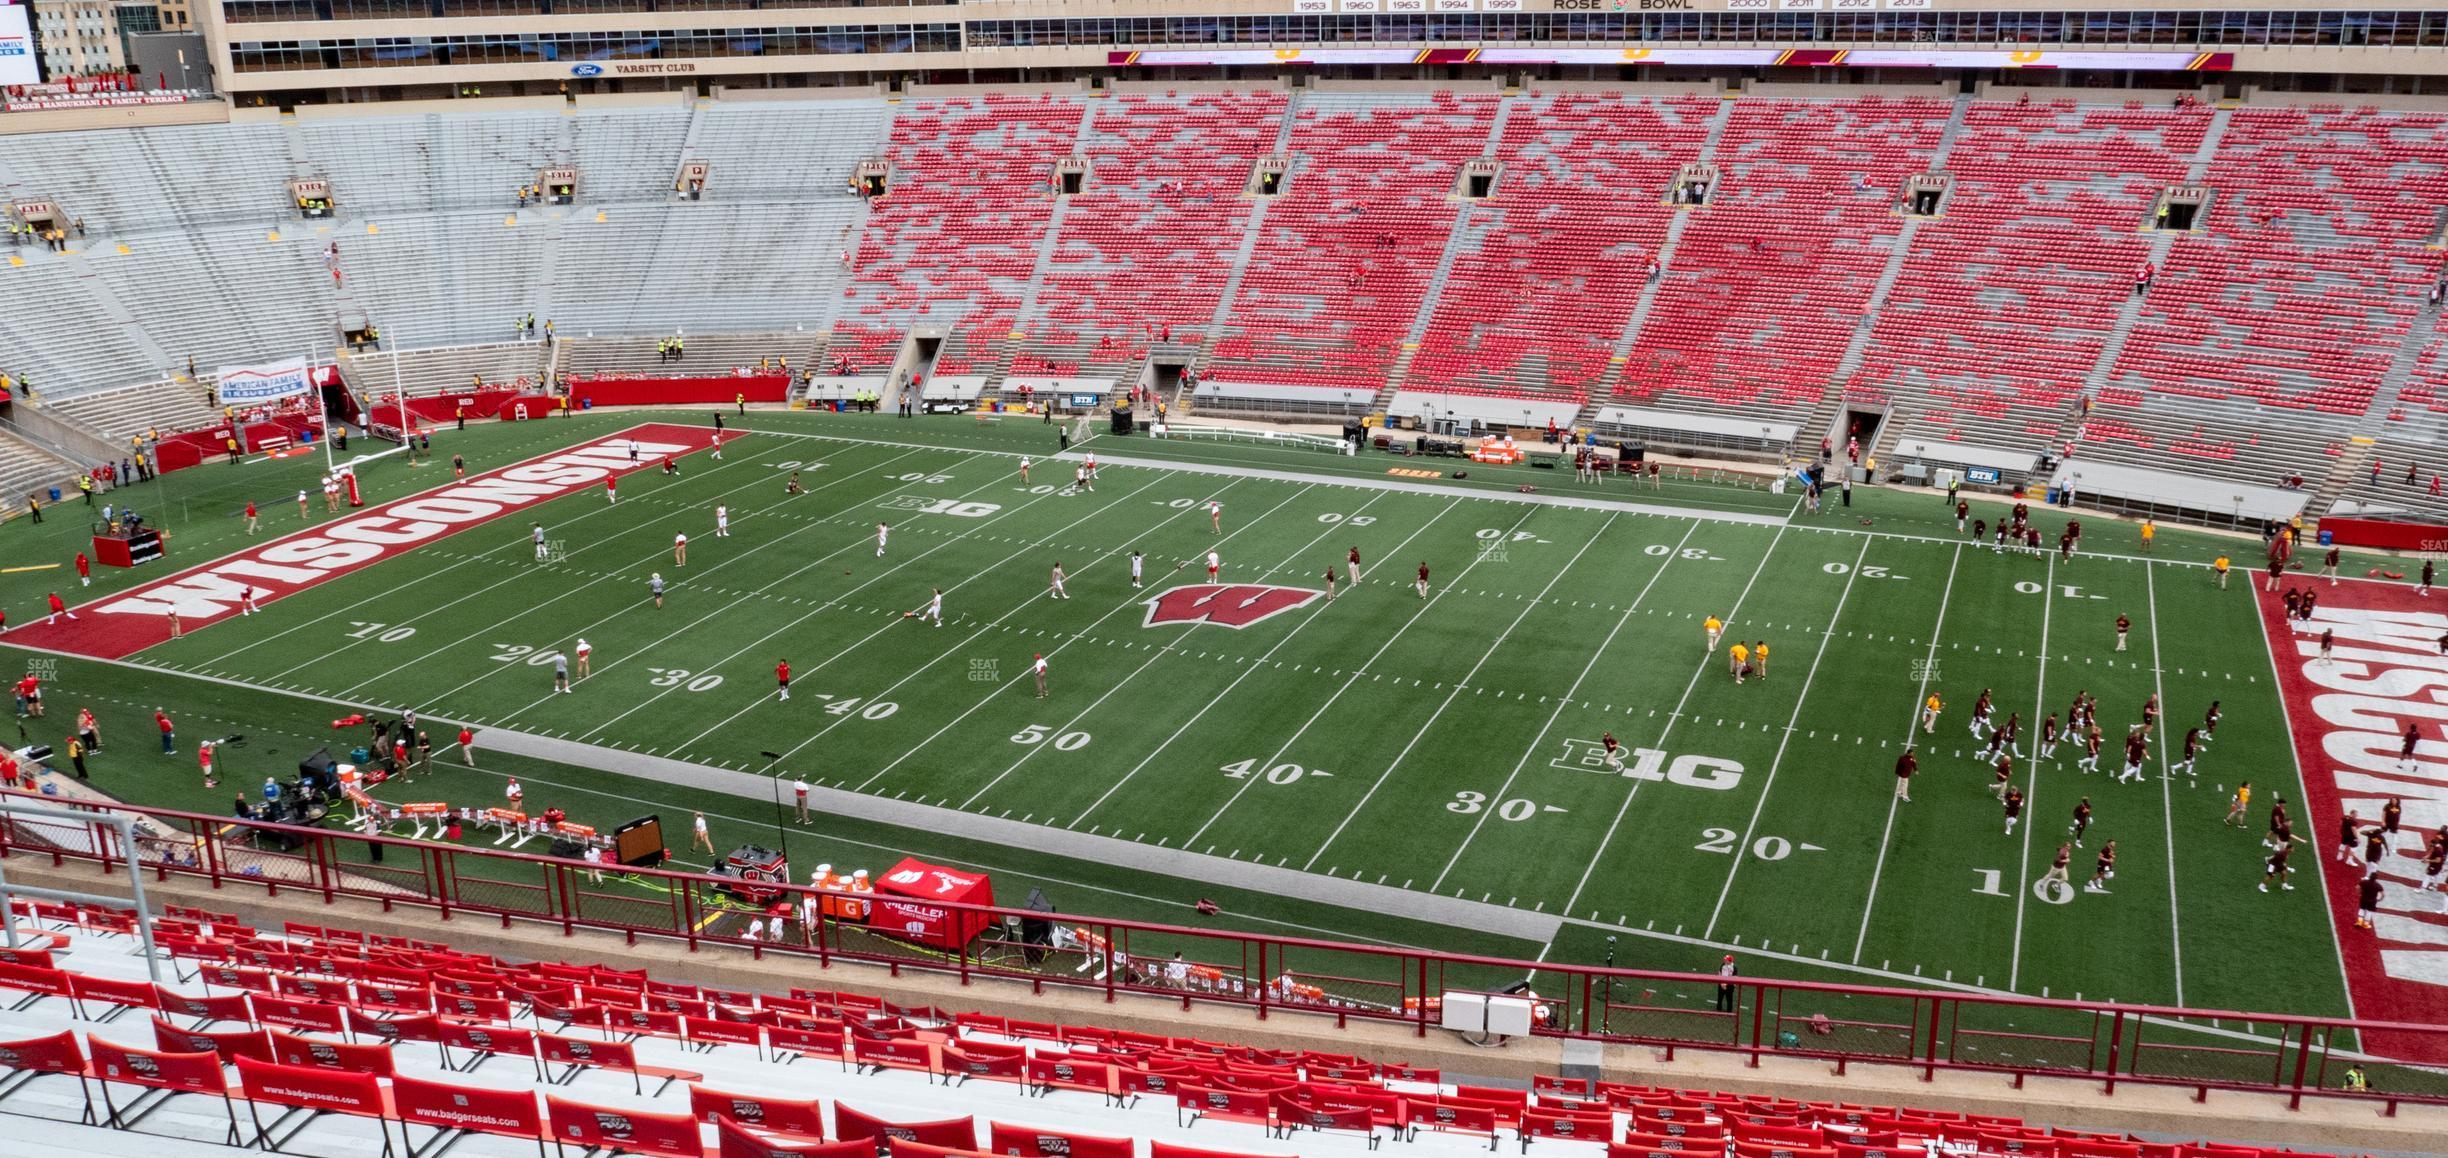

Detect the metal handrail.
[{"left": 0, "top": 786, "right": 2439, "bottom": 1111}]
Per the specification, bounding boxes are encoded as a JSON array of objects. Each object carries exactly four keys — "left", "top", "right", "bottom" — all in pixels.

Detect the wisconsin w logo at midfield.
[{"left": 1142, "top": 584, "right": 1321, "bottom": 629}]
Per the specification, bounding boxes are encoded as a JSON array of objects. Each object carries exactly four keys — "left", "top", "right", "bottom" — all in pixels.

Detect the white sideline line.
[
  {"left": 495, "top": 456, "right": 1058, "bottom": 739},
  {"left": 191, "top": 425, "right": 791, "bottom": 669},
  {"left": 1699, "top": 535, "right": 1871, "bottom": 939},
  {"left": 844, "top": 482, "right": 1322, "bottom": 792},
  {"left": 2144, "top": 562, "right": 2187, "bottom": 1007},
  {"left": 959, "top": 489, "right": 1403, "bottom": 809},
  {"left": 1283, "top": 505, "right": 1556, "bottom": 867},
  {"left": 1555, "top": 523, "right": 1791, "bottom": 926},
  {"left": 1852, "top": 541, "right": 1965, "bottom": 963},
  {"left": 658, "top": 471, "right": 1190, "bottom": 756},
  {"left": 2007, "top": 554, "right": 2057, "bottom": 993},
  {"left": 1427, "top": 519, "right": 1702, "bottom": 891},
  {"left": 2249, "top": 571, "right": 2363, "bottom": 1026},
  {"left": 331, "top": 444, "right": 934, "bottom": 705},
  {"left": 1066, "top": 495, "right": 1461, "bottom": 829}
]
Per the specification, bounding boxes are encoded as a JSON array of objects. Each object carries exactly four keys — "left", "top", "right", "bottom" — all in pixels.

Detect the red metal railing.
[{"left": 3, "top": 789, "right": 2443, "bottom": 1113}]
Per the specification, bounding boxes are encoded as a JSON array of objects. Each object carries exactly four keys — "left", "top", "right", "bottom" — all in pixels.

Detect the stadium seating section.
[
  {"left": 0, "top": 898, "right": 2349, "bottom": 1158},
  {"left": 6, "top": 86, "right": 2448, "bottom": 510}
]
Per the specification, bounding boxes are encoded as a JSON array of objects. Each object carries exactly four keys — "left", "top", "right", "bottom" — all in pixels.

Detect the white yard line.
[
  {"left": 2007, "top": 554, "right": 2057, "bottom": 993},
  {"left": 1557, "top": 523, "right": 1791, "bottom": 922},
  {"left": 1426, "top": 520, "right": 1702, "bottom": 891},
  {"left": 958, "top": 491, "right": 1407, "bottom": 810},
  {"left": 843, "top": 482, "right": 1323, "bottom": 792},
  {"left": 195, "top": 432, "right": 814, "bottom": 670},
  {"left": 1066, "top": 497, "right": 1463, "bottom": 829},
  {"left": 470, "top": 459, "right": 1061, "bottom": 735},
  {"left": 1852, "top": 541, "right": 1965, "bottom": 963},
  {"left": 651, "top": 471, "right": 1190, "bottom": 754},
  {"left": 1698, "top": 535, "right": 1871, "bottom": 938},
  {"left": 2144, "top": 561, "right": 2187, "bottom": 1007},
  {"left": 325, "top": 446, "right": 934, "bottom": 703},
  {"left": 1274, "top": 505, "right": 1553, "bottom": 866}
]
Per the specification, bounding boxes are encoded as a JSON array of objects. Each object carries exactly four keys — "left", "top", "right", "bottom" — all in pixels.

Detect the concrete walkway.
[{"left": 480, "top": 728, "right": 1565, "bottom": 944}]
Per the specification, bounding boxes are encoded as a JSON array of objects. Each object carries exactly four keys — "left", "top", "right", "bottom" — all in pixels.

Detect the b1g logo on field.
[
  {"left": 1553, "top": 738, "right": 1743, "bottom": 791},
  {"left": 1144, "top": 584, "right": 1321, "bottom": 629}
]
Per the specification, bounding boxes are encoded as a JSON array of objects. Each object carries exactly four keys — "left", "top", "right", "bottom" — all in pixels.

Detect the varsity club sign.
[{"left": 2258, "top": 577, "right": 2448, "bottom": 1061}]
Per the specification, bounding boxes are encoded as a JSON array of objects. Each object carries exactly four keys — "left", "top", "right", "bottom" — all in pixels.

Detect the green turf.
[{"left": 0, "top": 409, "right": 2362, "bottom": 1038}]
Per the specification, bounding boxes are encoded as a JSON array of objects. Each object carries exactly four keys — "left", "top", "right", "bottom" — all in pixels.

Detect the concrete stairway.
[{"left": 1572, "top": 95, "right": 1738, "bottom": 428}]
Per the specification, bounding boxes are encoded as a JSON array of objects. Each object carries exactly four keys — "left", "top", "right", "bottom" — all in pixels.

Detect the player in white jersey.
[
  {"left": 532, "top": 523, "right": 548, "bottom": 561},
  {"left": 1049, "top": 563, "right": 1070, "bottom": 600},
  {"left": 1207, "top": 500, "right": 1222, "bottom": 534},
  {"left": 1206, "top": 550, "right": 1221, "bottom": 582},
  {"left": 1130, "top": 551, "right": 1144, "bottom": 589},
  {"left": 1019, "top": 457, "right": 1032, "bottom": 484},
  {"left": 876, "top": 522, "right": 889, "bottom": 557},
  {"left": 715, "top": 505, "right": 729, "bottom": 537}
]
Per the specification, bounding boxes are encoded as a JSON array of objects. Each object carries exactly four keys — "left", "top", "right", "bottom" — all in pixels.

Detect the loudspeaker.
[{"left": 1110, "top": 410, "right": 1134, "bottom": 435}]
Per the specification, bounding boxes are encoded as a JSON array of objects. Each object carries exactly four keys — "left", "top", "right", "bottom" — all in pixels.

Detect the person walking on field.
[
  {"left": 1347, "top": 546, "right": 1363, "bottom": 584},
  {"left": 692, "top": 811, "right": 714, "bottom": 854},
  {"left": 1033, "top": 653, "right": 1049, "bottom": 699}
]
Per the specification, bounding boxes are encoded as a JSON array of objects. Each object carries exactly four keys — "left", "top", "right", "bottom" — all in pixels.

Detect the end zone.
[
  {"left": 2258, "top": 577, "right": 2448, "bottom": 1061},
  {"left": 0, "top": 423, "right": 727, "bottom": 661}
]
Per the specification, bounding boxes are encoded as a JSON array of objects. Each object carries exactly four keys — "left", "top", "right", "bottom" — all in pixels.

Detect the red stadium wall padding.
[
  {"left": 392, "top": 1073, "right": 543, "bottom": 1140},
  {"left": 988, "top": 1121, "right": 1134, "bottom": 1158},
  {"left": 689, "top": 1084, "right": 828, "bottom": 1137},
  {"left": 834, "top": 1104, "right": 978, "bottom": 1151},
  {"left": 719, "top": 1118, "right": 873, "bottom": 1158},
  {"left": 570, "top": 373, "right": 790, "bottom": 409},
  {"left": 546, "top": 1094, "right": 705, "bottom": 1158}
]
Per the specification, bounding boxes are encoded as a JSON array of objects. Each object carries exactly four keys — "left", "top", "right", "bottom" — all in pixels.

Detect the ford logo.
[{"left": 570, "top": 63, "right": 603, "bottom": 77}]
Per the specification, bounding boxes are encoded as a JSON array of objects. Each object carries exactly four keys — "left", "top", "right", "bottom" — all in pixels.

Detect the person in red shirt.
[
  {"left": 46, "top": 592, "right": 75, "bottom": 625},
  {"left": 605, "top": 476, "right": 617, "bottom": 504},
  {"left": 775, "top": 659, "right": 791, "bottom": 702},
  {"left": 73, "top": 551, "right": 90, "bottom": 587},
  {"left": 458, "top": 726, "right": 476, "bottom": 766},
  {"left": 13, "top": 674, "right": 40, "bottom": 718},
  {"left": 244, "top": 500, "right": 259, "bottom": 534},
  {"left": 155, "top": 709, "right": 175, "bottom": 755}
]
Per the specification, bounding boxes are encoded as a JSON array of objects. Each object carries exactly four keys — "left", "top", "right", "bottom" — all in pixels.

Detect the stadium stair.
[
  {"left": 1579, "top": 94, "right": 1737, "bottom": 422},
  {"left": 2078, "top": 105, "right": 2233, "bottom": 404},
  {"left": 1825, "top": 93, "right": 1972, "bottom": 395},
  {"left": 0, "top": 426, "right": 86, "bottom": 519}
]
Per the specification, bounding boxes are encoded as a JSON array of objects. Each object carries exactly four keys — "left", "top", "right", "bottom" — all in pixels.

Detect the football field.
[{"left": 0, "top": 411, "right": 2382, "bottom": 1054}]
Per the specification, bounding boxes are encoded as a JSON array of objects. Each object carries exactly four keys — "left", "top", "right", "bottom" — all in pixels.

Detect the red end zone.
[
  {"left": 1, "top": 423, "right": 727, "bottom": 661},
  {"left": 2256, "top": 578, "right": 2448, "bottom": 1061}
]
